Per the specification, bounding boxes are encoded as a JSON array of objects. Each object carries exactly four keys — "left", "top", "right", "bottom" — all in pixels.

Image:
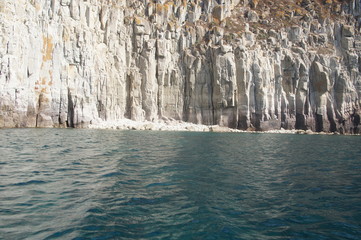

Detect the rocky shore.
[{"left": 88, "top": 118, "right": 358, "bottom": 135}]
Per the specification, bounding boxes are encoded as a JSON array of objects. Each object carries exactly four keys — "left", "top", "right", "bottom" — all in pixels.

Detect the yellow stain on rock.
[
  {"left": 134, "top": 16, "right": 143, "bottom": 25},
  {"left": 35, "top": 3, "right": 41, "bottom": 12},
  {"left": 156, "top": 3, "right": 163, "bottom": 14},
  {"left": 41, "top": 87, "right": 48, "bottom": 94},
  {"left": 48, "top": 70, "right": 53, "bottom": 86},
  {"left": 62, "top": 28, "right": 70, "bottom": 42},
  {"left": 42, "top": 35, "right": 54, "bottom": 62},
  {"left": 164, "top": 1, "right": 174, "bottom": 11},
  {"left": 0, "top": 2, "right": 5, "bottom": 13}
]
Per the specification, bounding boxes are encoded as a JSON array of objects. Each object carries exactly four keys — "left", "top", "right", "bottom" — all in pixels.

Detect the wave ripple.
[{"left": 0, "top": 129, "right": 361, "bottom": 239}]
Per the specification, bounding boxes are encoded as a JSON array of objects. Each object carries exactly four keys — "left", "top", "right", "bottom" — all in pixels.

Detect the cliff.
[{"left": 1, "top": 0, "right": 361, "bottom": 133}]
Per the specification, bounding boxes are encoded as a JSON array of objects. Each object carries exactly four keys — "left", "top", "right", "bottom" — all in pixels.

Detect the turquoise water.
[{"left": 0, "top": 129, "right": 361, "bottom": 240}]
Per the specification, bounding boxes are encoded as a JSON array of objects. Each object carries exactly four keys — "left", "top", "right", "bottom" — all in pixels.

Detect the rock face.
[{"left": 1, "top": 0, "right": 361, "bottom": 133}]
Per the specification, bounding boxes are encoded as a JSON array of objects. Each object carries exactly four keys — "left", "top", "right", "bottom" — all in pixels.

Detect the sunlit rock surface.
[{"left": 1, "top": 0, "right": 361, "bottom": 133}]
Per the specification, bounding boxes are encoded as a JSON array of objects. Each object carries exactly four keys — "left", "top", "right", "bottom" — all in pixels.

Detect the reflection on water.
[{"left": 0, "top": 129, "right": 361, "bottom": 239}]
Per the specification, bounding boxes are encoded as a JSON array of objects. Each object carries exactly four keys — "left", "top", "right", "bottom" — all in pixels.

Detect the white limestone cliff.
[{"left": 1, "top": 0, "right": 361, "bottom": 133}]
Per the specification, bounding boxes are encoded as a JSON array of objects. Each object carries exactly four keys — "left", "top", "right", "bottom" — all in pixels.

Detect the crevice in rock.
[
  {"left": 35, "top": 94, "right": 41, "bottom": 128},
  {"left": 58, "top": 92, "right": 62, "bottom": 127},
  {"left": 315, "top": 113, "right": 323, "bottom": 132},
  {"left": 67, "top": 88, "right": 74, "bottom": 128},
  {"left": 125, "top": 73, "right": 132, "bottom": 119},
  {"left": 295, "top": 113, "right": 306, "bottom": 130},
  {"left": 351, "top": 110, "right": 360, "bottom": 133}
]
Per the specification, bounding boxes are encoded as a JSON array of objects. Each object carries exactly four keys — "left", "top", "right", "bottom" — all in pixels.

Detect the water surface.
[{"left": 0, "top": 129, "right": 361, "bottom": 239}]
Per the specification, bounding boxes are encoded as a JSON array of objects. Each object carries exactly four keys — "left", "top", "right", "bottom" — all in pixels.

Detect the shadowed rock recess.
[{"left": 1, "top": 0, "right": 361, "bottom": 133}]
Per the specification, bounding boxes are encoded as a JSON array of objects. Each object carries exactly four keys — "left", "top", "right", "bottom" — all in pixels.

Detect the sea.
[{"left": 0, "top": 128, "right": 361, "bottom": 240}]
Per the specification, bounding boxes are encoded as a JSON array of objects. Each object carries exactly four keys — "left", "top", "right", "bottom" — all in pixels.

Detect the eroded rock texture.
[{"left": 1, "top": 0, "right": 361, "bottom": 132}]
